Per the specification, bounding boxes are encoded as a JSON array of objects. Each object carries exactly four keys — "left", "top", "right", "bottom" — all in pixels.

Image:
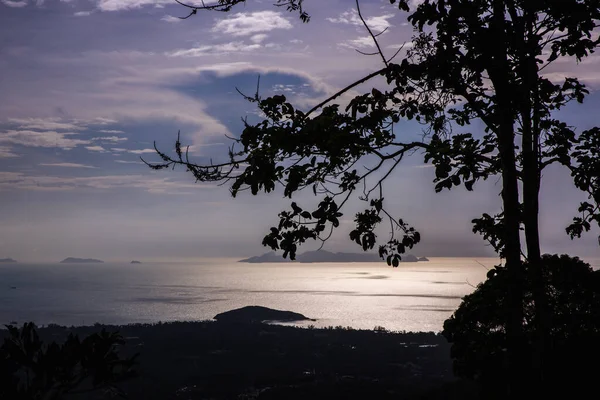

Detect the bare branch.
[
  {"left": 386, "top": 42, "right": 407, "bottom": 63},
  {"left": 355, "top": 0, "right": 389, "bottom": 67},
  {"left": 355, "top": 49, "right": 381, "bottom": 57},
  {"left": 306, "top": 67, "right": 387, "bottom": 116}
]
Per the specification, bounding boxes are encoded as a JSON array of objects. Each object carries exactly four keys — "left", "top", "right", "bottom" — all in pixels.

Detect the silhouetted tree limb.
[
  {"left": 174, "top": 0, "right": 310, "bottom": 22},
  {"left": 150, "top": 1, "right": 600, "bottom": 270},
  {"left": 355, "top": 0, "right": 389, "bottom": 67}
]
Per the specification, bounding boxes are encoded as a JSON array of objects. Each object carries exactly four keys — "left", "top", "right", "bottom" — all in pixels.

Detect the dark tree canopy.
[
  {"left": 442, "top": 254, "right": 600, "bottom": 398},
  {"left": 147, "top": 0, "right": 600, "bottom": 264},
  {"left": 0, "top": 323, "right": 137, "bottom": 400}
]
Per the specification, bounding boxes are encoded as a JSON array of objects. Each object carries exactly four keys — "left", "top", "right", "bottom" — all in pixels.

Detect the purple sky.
[{"left": 0, "top": 0, "right": 599, "bottom": 262}]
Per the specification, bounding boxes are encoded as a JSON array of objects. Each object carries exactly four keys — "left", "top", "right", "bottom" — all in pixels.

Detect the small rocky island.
[
  {"left": 131, "top": 260, "right": 142, "bottom": 264},
  {"left": 239, "top": 252, "right": 284, "bottom": 263},
  {"left": 240, "top": 250, "right": 422, "bottom": 263},
  {"left": 0, "top": 258, "right": 17, "bottom": 263},
  {"left": 214, "top": 306, "right": 314, "bottom": 324},
  {"left": 60, "top": 257, "right": 104, "bottom": 264}
]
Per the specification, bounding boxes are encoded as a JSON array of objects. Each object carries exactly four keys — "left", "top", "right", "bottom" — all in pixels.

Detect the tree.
[
  {"left": 147, "top": 0, "right": 600, "bottom": 396},
  {"left": 442, "top": 254, "right": 600, "bottom": 399},
  {"left": 0, "top": 323, "right": 137, "bottom": 400}
]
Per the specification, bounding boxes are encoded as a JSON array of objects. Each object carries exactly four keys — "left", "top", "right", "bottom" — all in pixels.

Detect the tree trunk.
[
  {"left": 520, "top": 8, "right": 547, "bottom": 394},
  {"left": 491, "top": 1, "right": 526, "bottom": 398},
  {"left": 522, "top": 91, "right": 545, "bottom": 396},
  {"left": 498, "top": 112, "right": 526, "bottom": 400}
]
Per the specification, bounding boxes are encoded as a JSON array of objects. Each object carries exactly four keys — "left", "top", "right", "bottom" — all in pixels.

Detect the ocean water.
[{"left": 1, "top": 257, "right": 598, "bottom": 332}]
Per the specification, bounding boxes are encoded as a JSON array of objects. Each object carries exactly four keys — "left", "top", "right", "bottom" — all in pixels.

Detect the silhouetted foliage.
[
  {"left": 0, "top": 322, "right": 138, "bottom": 400},
  {"left": 173, "top": 0, "right": 309, "bottom": 22},
  {"left": 147, "top": 0, "right": 600, "bottom": 396},
  {"left": 147, "top": 0, "right": 599, "bottom": 265},
  {"left": 442, "top": 254, "right": 600, "bottom": 399}
]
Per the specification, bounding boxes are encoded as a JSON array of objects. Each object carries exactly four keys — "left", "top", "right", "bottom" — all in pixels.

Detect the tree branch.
[{"left": 355, "top": 0, "right": 389, "bottom": 67}]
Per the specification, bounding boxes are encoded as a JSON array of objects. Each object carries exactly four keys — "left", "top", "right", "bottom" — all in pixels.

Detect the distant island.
[
  {"left": 131, "top": 260, "right": 142, "bottom": 264},
  {"left": 418, "top": 257, "right": 430, "bottom": 261},
  {"left": 0, "top": 258, "right": 17, "bottom": 263},
  {"left": 214, "top": 306, "right": 314, "bottom": 323},
  {"left": 239, "top": 250, "right": 422, "bottom": 263},
  {"left": 60, "top": 257, "right": 104, "bottom": 264}
]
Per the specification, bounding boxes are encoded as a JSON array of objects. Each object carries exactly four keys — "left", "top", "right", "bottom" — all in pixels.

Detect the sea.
[{"left": 1, "top": 257, "right": 599, "bottom": 332}]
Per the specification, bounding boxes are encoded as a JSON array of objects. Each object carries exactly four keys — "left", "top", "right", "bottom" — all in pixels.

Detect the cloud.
[
  {"left": 39, "top": 163, "right": 97, "bottom": 169},
  {"left": 146, "top": 62, "right": 341, "bottom": 115},
  {"left": 115, "top": 160, "right": 143, "bottom": 164},
  {"left": 91, "top": 117, "right": 118, "bottom": 125},
  {"left": 327, "top": 10, "right": 361, "bottom": 25},
  {"left": 1, "top": 34, "right": 347, "bottom": 157},
  {"left": 167, "top": 42, "right": 262, "bottom": 57},
  {"left": 6, "top": 117, "right": 121, "bottom": 132},
  {"left": 272, "top": 83, "right": 298, "bottom": 93},
  {"left": 327, "top": 9, "right": 394, "bottom": 32},
  {"left": 94, "top": 0, "right": 218, "bottom": 12},
  {"left": 161, "top": 15, "right": 180, "bottom": 23},
  {"left": 85, "top": 145, "right": 106, "bottom": 152},
  {"left": 0, "top": 146, "right": 19, "bottom": 158},
  {"left": 1, "top": 0, "right": 27, "bottom": 7},
  {"left": 363, "top": 14, "right": 395, "bottom": 32},
  {"left": 341, "top": 36, "right": 376, "bottom": 49},
  {"left": 99, "top": 129, "right": 125, "bottom": 134},
  {"left": 92, "top": 136, "right": 128, "bottom": 143},
  {"left": 142, "top": 61, "right": 335, "bottom": 103},
  {"left": 328, "top": 9, "right": 396, "bottom": 51},
  {"left": 3, "top": 54, "right": 232, "bottom": 150},
  {"left": 128, "top": 148, "right": 155, "bottom": 154},
  {"left": 0, "top": 130, "right": 90, "bottom": 150},
  {"left": 250, "top": 34, "right": 268, "bottom": 44},
  {"left": 408, "top": 0, "right": 426, "bottom": 8},
  {"left": 74, "top": 11, "right": 93, "bottom": 17},
  {"left": 0, "top": 171, "right": 213, "bottom": 193},
  {"left": 211, "top": 11, "right": 292, "bottom": 37},
  {"left": 413, "top": 164, "right": 435, "bottom": 169},
  {"left": 96, "top": 0, "right": 173, "bottom": 11},
  {"left": 8, "top": 118, "right": 86, "bottom": 131},
  {"left": 386, "top": 41, "right": 414, "bottom": 50}
]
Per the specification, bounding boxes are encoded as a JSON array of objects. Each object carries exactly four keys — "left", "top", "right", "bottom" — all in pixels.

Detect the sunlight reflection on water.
[{"left": 1, "top": 256, "right": 598, "bottom": 332}]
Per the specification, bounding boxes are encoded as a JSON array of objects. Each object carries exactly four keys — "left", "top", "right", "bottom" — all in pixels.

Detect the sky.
[{"left": 0, "top": 0, "right": 599, "bottom": 262}]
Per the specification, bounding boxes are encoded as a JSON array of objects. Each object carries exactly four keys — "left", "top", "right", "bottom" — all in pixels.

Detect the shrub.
[
  {"left": 443, "top": 254, "right": 600, "bottom": 397},
  {"left": 0, "top": 322, "right": 138, "bottom": 399}
]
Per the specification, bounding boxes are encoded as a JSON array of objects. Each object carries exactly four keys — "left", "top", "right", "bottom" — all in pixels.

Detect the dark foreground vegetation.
[
  {"left": 2, "top": 321, "right": 476, "bottom": 400},
  {"left": 444, "top": 254, "right": 600, "bottom": 399}
]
